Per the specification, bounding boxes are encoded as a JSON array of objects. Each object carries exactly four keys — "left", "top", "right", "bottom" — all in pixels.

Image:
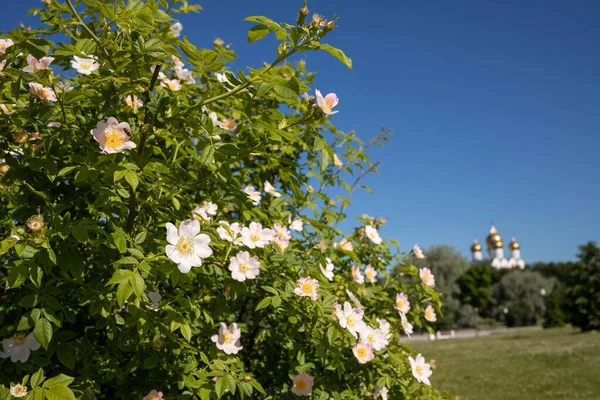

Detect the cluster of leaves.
[
  {"left": 565, "top": 241, "right": 600, "bottom": 331},
  {"left": 1, "top": 0, "right": 447, "bottom": 399}
]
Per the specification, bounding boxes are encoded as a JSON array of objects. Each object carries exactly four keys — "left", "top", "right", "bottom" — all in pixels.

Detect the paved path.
[{"left": 404, "top": 325, "right": 543, "bottom": 342}]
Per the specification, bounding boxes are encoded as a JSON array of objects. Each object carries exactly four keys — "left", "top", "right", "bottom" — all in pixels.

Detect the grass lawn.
[{"left": 412, "top": 327, "right": 600, "bottom": 400}]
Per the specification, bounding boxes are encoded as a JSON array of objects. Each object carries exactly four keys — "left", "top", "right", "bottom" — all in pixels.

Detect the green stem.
[
  {"left": 199, "top": 48, "right": 298, "bottom": 108},
  {"left": 65, "top": 0, "right": 117, "bottom": 69}
]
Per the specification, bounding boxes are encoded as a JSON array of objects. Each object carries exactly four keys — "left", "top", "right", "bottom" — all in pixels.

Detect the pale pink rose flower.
[
  {"left": 22, "top": 54, "right": 54, "bottom": 73},
  {"left": 352, "top": 265, "right": 365, "bottom": 284},
  {"left": 228, "top": 251, "right": 261, "bottom": 282},
  {"left": 424, "top": 305, "right": 437, "bottom": 322},
  {"left": 291, "top": 373, "right": 314, "bottom": 396},
  {"left": 419, "top": 267, "right": 435, "bottom": 287},
  {"left": 143, "top": 390, "right": 164, "bottom": 400},
  {"left": 71, "top": 55, "right": 99, "bottom": 75},
  {"left": 315, "top": 89, "right": 339, "bottom": 115},
  {"left": 333, "top": 153, "right": 343, "bottom": 167},
  {"left": 294, "top": 277, "right": 319, "bottom": 301},
  {"left": 409, "top": 354, "right": 433, "bottom": 385},
  {"left": 28, "top": 82, "right": 57, "bottom": 102},
  {"left": 364, "top": 265, "right": 377, "bottom": 283},
  {"left": 395, "top": 292, "right": 411, "bottom": 314},
  {"left": 352, "top": 342, "right": 374, "bottom": 364},
  {"left": 413, "top": 244, "right": 425, "bottom": 259},
  {"left": 90, "top": 117, "right": 136, "bottom": 154},
  {"left": 211, "top": 322, "right": 242, "bottom": 354}
]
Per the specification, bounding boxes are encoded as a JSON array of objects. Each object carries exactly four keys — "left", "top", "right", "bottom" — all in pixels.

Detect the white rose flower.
[
  {"left": 409, "top": 353, "right": 433, "bottom": 385},
  {"left": 352, "top": 342, "right": 374, "bottom": 364},
  {"left": 216, "top": 221, "right": 243, "bottom": 245},
  {"left": 291, "top": 373, "right": 314, "bottom": 396},
  {"left": 364, "top": 225, "right": 382, "bottom": 245},
  {"left": 419, "top": 267, "right": 435, "bottom": 287},
  {"left": 22, "top": 54, "right": 54, "bottom": 73},
  {"left": 10, "top": 384, "right": 28, "bottom": 398},
  {"left": 360, "top": 325, "right": 388, "bottom": 351},
  {"left": 211, "top": 322, "right": 242, "bottom": 354},
  {"left": 71, "top": 55, "right": 99, "bottom": 75},
  {"left": 241, "top": 222, "right": 273, "bottom": 249},
  {"left": 289, "top": 218, "right": 304, "bottom": 231},
  {"left": 165, "top": 219, "right": 213, "bottom": 273},
  {"left": 294, "top": 277, "right": 319, "bottom": 301},
  {"left": 364, "top": 265, "right": 377, "bottom": 283},
  {"left": 335, "top": 301, "right": 367, "bottom": 338},
  {"left": 0, "top": 332, "right": 41, "bottom": 363},
  {"left": 413, "top": 243, "right": 425, "bottom": 258},
  {"left": 395, "top": 292, "right": 411, "bottom": 314},
  {"left": 264, "top": 180, "right": 281, "bottom": 197},
  {"left": 320, "top": 257, "right": 334, "bottom": 281},
  {"left": 399, "top": 312, "right": 413, "bottom": 338},
  {"left": 90, "top": 117, "right": 136, "bottom": 154},
  {"left": 170, "top": 22, "right": 183, "bottom": 37},
  {"left": 424, "top": 305, "right": 437, "bottom": 322},
  {"left": 315, "top": 89, "right": 339, "bottom": 115},
  {"left": 243, "top": 185, "right": 262, "bottom": 205},
  {"left": 352, "top": 265, "right": 365, "bottom": 284},
  {"left": 228, "top": 251, "right": 260, "bottom": 282}
]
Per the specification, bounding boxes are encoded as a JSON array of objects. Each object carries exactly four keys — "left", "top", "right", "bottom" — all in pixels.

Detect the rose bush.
[{"left": 0, "top": 0, "right": 448, "bottom": 399}]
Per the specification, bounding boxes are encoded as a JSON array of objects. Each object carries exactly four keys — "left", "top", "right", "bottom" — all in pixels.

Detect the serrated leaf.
[
  {"left": 107, "top": 269, "right": 133, "bottom": 286},
  {"left": 30, "top": 368, "right": 45, "bottom": 389},
  {"left": 215, "top": 377, "right": 226, "bottom": 398},
  {"left": 34, "top": 318, "right": 53, "bottom": 350},
  {"left": 244, "top": 16, "right": 286, "bottom": 40},
  {"left": 116, "top": 281, "right": 133, "bottom": 307},
  {"left": 43, "top": 374, "right": 74, "bottom": 387},
  {"left": 320, "top": 44, "right": 353, "bottom": 71},
  {"left": 248, "top": 25, "right": 270, "bottom": 44},
  {"left": 129, "top": 272, "right": 145, "bottom": 298},
  {"left": 124, "top": 171, "right": 139, "bottom": 191},
  {"left": 57, "top": 343, "right": 75, "bottom": 369},
  {"left": 255, "top": 82, "right": 273, "bottom": 98},
  {"left": 199, "top": 145, "right": 215, "bottom": 165},
  {"left": 180, "top": 323, "right": 192, "bottom": 342},
  {"left": 134, "top": 231, "right": 147, "bottom": 244},
  {"left": 45, "top": 385, "right": 75, "bottom": 400}
]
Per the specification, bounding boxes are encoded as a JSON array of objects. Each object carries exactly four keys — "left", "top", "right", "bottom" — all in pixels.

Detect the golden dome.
[
  {"left": 471, "top": 239, "right": 482, "bottom": 252},
  {"left": 509, "top": 237, "right": 520, "bottom": 250},
  {"left": 486, "top": 225, "right": 503, "bottom": 248}
]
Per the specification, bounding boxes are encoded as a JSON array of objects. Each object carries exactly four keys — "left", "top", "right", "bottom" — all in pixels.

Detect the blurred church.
[{"left": 470, "top": 226, "right": 525, "bottom": 269}]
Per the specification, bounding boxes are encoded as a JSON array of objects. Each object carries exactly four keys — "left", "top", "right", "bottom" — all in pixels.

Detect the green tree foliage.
[
  {"left": 543, "top": 288, "right": 566, "bottom": 329},
  {"left": 565, "top": 241, "right": 600, "bottom": 331},
  {"left": 411, "top": 245, "right": 473, "bottom": 329},
  {"left": 456, "top": 264, "right": 493, "bottom": 311},
  {"left": 491, "top": 270, "right": 555, "bottom": 327},
  {"left": 0, "top": 1, "right": 448, "bottom": 399}
]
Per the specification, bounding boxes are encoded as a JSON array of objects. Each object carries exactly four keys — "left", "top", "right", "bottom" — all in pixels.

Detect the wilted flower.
[
  {"left": 143, "top": 390, "right": 164, "bottom": 400},
  {"left": 320, "top": 257, "right": 334, "bottom": 281},
  {"left": 10, "top": 384, "right": 28, "bottom": 398},
  {"left": 125, "top": 95, "right": 143, "bottom": 110},
  {"left": 0, "top": 103, "right": 14, "bottom": 114},
  {"left": 399, "top": 312, "right": 413, "bottom": 338},
  {"left": 90, "top": 117, "right": 136, "bottom": 154},
  {"left": 333, "top": 153, "right": 343, "bottom": 167},
  {"left": 241, "top": 222, "right": 273, "bottom": 249},
  {"left": 0, "top": 332, "right": 41, "bottom": 363},
  {"left": 424, "top": 305, "right": 437, "bottom": 322},
  {"left": 352, "top": 342, "right": 374, "bottom": 364},
  {"left": 216, "top": 221, "right": 243, "bottom": 245},
  {"left": 228, "top": 251, "right": 260, "bottom": 282},
  {"left": 364, "top": 225, "right": 382, "bottom": 245},
  {"left": 409, "top": 354, "right": 433, "bottom": 385},
  {"left": 346, "top": 289, "right": 363, "bottom": 309},
  {"left": 165, "top": 219, "right": 213, "bottom": 273},
  {"left": 0, "top": 38, "right": 14, "bottom": 55},
  {"left": 22, "top": 54, "right": 54, "bottom": 73},
  {"left": 243, "top": 185, "right": 262, "bottom": 205},
  {"left": 395, "top": 292, "right": 411, "bottom": 314},
  {"left": 147, "top": 291, "right": 161, "bottom": 311},
  {"left": 264, "top": 180, "right": 281, "bottom": 197},
  {"left": 315, "top": 89, "right": 339, "bottom": 115},
  {"left": 28, "top": 82, "right": 57, "bottom": 102},
  {"left": 213, "top": 37, "right": 225, "bottom": 46},
  {"left": 161, "top": 78, "right": 181, "bottom": 91},
  {"left": 352, "top": 265, "right": 365, "bottom": 284},
  {"left": 335, "top": 301, "right": 366, "bottom": 338},
  {"left": 413, "top": 244, "right": 425, "bottom": 259},
  {"left": 291, "top": 373, "right": 314, "bottom": 396},
  {"left": 170, "top": 21, "right": 183, "bottom": 37},
  {"left": 294, "top": 277, "right": 319, "bottom": 301},
  {"left": 211, "top": 322, "right": 242, "bottom": 355},
  {"left": 0, "top": 159, "right": 8, "bottom": 174},
  {"left": 365, "top": 265, "right": 377, "bottom": 283},
  {"left": 26, "top": 215, "right": 44, "bottom": 231},
  {"left": 310, "top": 13, "right": 327, "bottom": 27},
  {"left": 289, "top": 218, "right": 303, "bottom": 231},
  {"left": 71, "top": 55, "right": 99, "bottom": 75},
  {"left": 419, "top": 267, "right": 435, "bottom": 287}
]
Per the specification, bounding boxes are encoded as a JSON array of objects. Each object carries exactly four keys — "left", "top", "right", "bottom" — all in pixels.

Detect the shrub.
[{"left": 0, "top": 1, "right": 447, "bottom": 399}]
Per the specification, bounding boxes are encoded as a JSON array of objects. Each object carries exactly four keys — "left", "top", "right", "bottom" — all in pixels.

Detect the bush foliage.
[{"left": 0, "top": 1, "right": 447, "bottom": 399}]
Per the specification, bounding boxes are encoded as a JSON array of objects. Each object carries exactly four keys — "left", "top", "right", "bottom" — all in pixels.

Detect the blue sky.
[{"left": 2, "top": 0, "right": 599, "bottom": 262}]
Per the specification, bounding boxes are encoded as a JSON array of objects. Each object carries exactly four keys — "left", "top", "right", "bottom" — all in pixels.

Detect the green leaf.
[
  {"left": 71, "top": 225, "right": 88, "bottom": 243},
  {"left": 116, "top": 281, "right": 133, "bottom": 307},
  {"left": 57, "top": 166, "right": 77, "bottom": 177},
  {"left": 215, "top": 377, "right": 226, "bottom": 398},
  {"left": 319, "top": 44, "right": 353, "bottom": 71},
  {"left": 255, "top": 297, "right": 271, "bottom": 311},
  {"left": 124, "top": 170, "right": 139, "bottom": 191},
  {"left": 115, "top": 256, "right": 139, "bottom": 265},
  {"left": 34, "top": 318, "right": 53, "bottom": 350},
  {"left": 180, "top": 323, "right": 192, "bottom": 342},
  {"left": 134, "top": 231, "right": 147, "bottom": 244},
  {"left": 132, "top": 12, "right": 155, "bottom": 31},
  {"left": 42, "top": 374, "right": 74, "bottom": 388},
  {"left": 273, "top": 77, "right": 300, "bottom": 99},
  {"left": 107, "top": 269, "right": 134, "bottom": 285},
  {"left": 30, "top": 368, "right": 45, "bottom": 389},
  {"left": 113, "top": 170, "right": 127, "bottom": 182},
  {"left": 129, "top": 272, "right": 146, "bottom": 298},
  {"left": 45, "top": 385, "right": 75, "bottom": 400},
  {"left": 271, "top": 295, "right": 282, "bottom": 308},
  {"left": 255, "top": 82, "right": 273, "bottom": 98},
  {"left": 249, "top": 378, "right": 266, "bottom": 395},
  {"left": 262, "top": 286, "right": 279, "bottom": 295},
  {"left": 57, "top": 343, "right": 75, "bottom": 369},
  {"left": 199, "top": 145, "right": 215, "bottom": 165},
  {"left": 244, "top": 16, "right": 286, "bottom": 40},
  {"left": 199, "top": 388, "right": 211, "bottom": 400},
  {"left": 248, "top": 25, "right": 270, "bottom": 43}
]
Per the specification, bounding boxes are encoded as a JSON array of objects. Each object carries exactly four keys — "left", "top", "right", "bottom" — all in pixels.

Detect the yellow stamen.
[
  {"left": 176, "top": 236, "right": 194, "bottom": 256},
  {"left": 104, "top": 129, "right": 126, "bottom": 151}
]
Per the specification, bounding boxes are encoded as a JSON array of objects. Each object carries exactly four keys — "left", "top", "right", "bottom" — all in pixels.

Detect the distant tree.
[
  {"left": 491, "top": 269, "right": 555, "bottom": 327},
  {"left": 565, "top": 242, "right": 600, "bottom": 331},
  {"left": 411, "top": 245, "right": 473, "bottom": 329},
  {"left": 543, "top": 288, "right": 566, "bottom": 328},
  {"left": 456, "top": 264, "right": 493, "bottom": 310},
  {"left": 532, "top": 261, "right": 575, "bottom": 323}
]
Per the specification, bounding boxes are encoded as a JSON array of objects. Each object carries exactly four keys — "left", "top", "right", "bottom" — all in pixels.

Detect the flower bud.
[
  {"left": 324, "top": 20, "right": 335, "bottom": 33},
  {"left": 306, "top": 185, "right": 314, "bottom": 194},
  {"left": 299, "top": 5, "right": 309, "bottom": 17}
]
